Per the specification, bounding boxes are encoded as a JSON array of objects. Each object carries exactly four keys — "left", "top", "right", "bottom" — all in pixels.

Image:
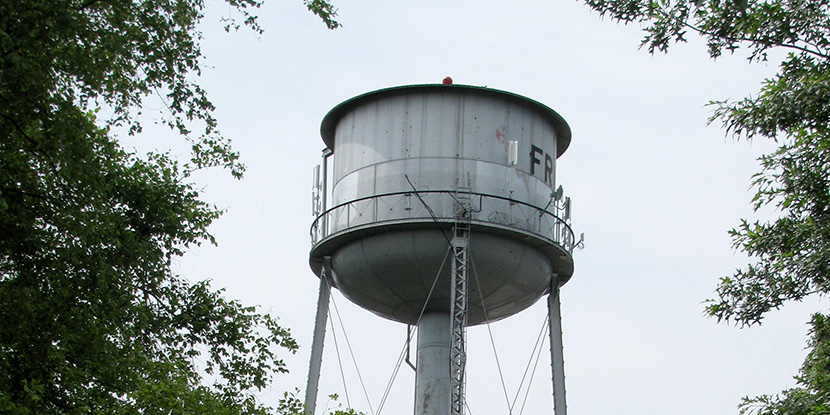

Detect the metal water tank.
[{"left": 310, "top": 84, "right": 575, "bottom": 326}]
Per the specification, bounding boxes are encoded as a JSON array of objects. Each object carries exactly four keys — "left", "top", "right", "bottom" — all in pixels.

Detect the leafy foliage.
[
  {"left": 0, "top": 0, "right": 338, "bottom": 414},
  {"left": 738, "top": 314, "right": 830, "bottom": 414},
  {"left": 277, "top": 391, "right": 364, "bottom": 415},
  {"left": 304, "top": 0, "right": 341, "bottom": 30},
  {"left": 580, "top": 0, "right": 830, "bottom": 413}
]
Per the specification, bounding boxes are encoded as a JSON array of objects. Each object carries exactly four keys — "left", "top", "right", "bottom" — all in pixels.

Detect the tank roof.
[{"left": 319, "top": 84, "right": 572, "bottom": 158}]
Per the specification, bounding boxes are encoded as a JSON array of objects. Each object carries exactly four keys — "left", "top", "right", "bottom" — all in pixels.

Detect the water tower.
[{"left": 306, "top": 82, "right": 578, "bottom": 415}]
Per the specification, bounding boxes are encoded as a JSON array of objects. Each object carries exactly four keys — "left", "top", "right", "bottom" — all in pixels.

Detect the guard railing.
[{"left": 310, "top": 190, "right": 576, "bottom": 254}]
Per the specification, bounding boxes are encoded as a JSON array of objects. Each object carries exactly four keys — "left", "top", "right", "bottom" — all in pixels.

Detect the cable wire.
[
  {"left": 327, "top": 307, "right": 351, "bottom": 408},
  {"left": 375, "top": 338, "right": 409, "bottom": 415},
  {"left": 376, "top": 245, "right": 452, "bottom": 414},
  {"left": 518, "top": 315, "right": 549, "bottom": 415},
  {"left": 468, "top": 255, "right": 512, "bottom": 412},
  {"left": 404, "top": 174, "right": 451, "bottom": 245},
  {"left": 512, "top": 313, "right": 550, "bottom": 414},
  {"left": 465, "top": 398, "right": 475, "bottom": 415},
  {"left": 328, "top": 290, "right": 376, "bottom": 415}
]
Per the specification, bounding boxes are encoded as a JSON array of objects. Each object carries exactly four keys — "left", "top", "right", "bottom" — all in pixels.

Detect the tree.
[
  {"left": 0, "top": 0, "right": 337, "bottom": 414},
  {"left": 580, "top": 0, "right": 830, "bottom": 413},
  {"left": 277, "top": 391, "right": 363, "bottom": 415}
]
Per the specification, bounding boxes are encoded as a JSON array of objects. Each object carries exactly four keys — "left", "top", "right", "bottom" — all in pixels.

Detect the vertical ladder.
[{"left": 449, "top": 181, "right": 472, "bottom": 415}]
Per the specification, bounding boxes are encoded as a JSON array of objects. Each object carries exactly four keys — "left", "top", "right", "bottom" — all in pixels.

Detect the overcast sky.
[{"left": 125, "top": 1, "right": 823, "bottom": 414}]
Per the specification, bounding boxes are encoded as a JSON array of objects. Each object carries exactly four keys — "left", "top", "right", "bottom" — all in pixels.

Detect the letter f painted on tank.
[{"left": 530, "top": 145, "right": 543, "bottom": 175}]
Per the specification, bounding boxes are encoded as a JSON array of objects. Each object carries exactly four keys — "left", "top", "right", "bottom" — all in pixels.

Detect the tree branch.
[
  {"left": 78, "top": 0, "right": 103, "bottom": 11},
  {"left": 683, "top": 21, "right": 830, "bottom": 60}
]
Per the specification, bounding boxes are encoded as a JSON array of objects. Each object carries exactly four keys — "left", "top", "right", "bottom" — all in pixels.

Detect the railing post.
[{"left": 311, "top": 192, "right": 573, "bottom": 257}]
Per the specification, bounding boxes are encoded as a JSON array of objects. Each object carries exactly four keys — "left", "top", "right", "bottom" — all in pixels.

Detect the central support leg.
[{"left": 415, "top": 313, "right": 451, "bottom": 415}]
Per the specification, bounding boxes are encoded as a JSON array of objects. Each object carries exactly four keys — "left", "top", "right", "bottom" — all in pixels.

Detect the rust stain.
[{"left": 495, "top": 124, "right": 507, "bottom": 144}]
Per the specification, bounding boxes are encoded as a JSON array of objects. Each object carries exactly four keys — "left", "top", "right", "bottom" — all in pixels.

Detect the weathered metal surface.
[
  {"left": 310, "top": 84, "right": 575, "bottom": 325},
  {"left": 319, "top": 85, "right": 571, "bottom": 157},
  {"left": 325, "top": 86, "right": 568, "bottom": 212},
  {"left": 414, "top": 313, "right": 451, "bottom": 415}
]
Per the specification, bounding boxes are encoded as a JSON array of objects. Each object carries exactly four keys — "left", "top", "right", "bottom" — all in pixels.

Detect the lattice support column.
[{"left": 449, "top": 184, "right": 471, "bottom": 415}]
